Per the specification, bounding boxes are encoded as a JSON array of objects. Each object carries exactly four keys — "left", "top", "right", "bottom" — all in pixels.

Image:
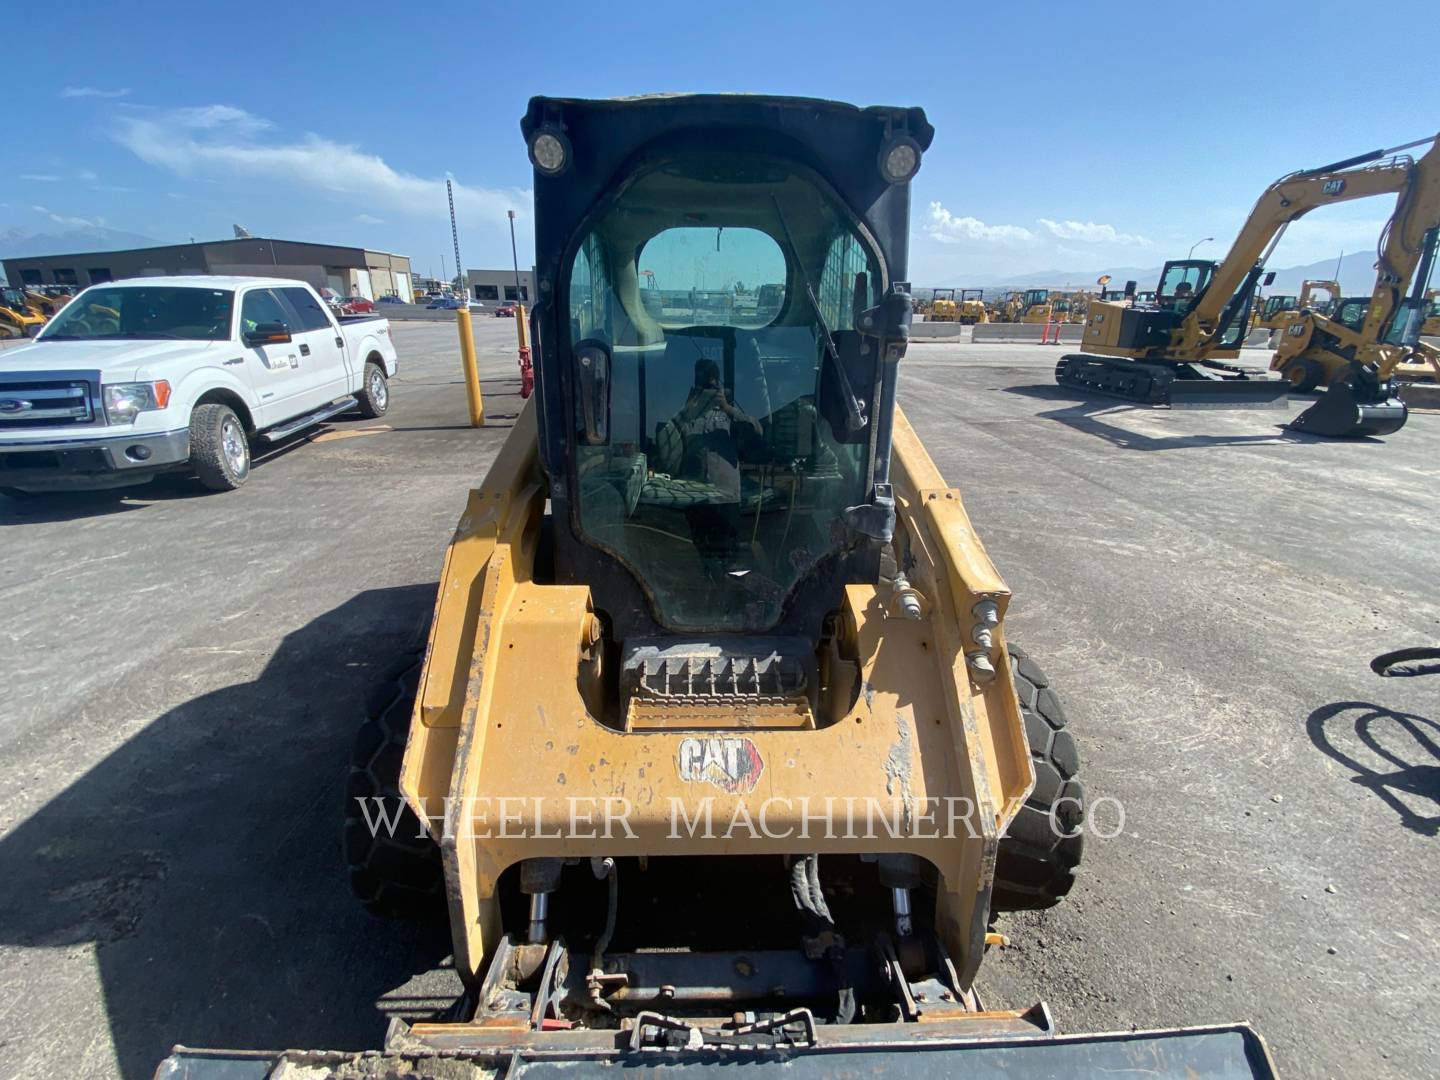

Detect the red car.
[
  {"left": 494, "top": 303, "right": 517, "bottom": 317},
  {"left": 340, "top": 295, "right": 376, "bottom": 315}
]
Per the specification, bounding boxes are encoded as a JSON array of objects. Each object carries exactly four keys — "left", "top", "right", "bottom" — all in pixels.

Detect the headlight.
[{"left": 103, "top": 380, "right": 171, "bottom": 424}]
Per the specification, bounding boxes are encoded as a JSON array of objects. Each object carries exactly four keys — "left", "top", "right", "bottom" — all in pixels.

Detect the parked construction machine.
[
  {"left": 156, "top": 95, "right": 1274, "bottom": 1079},
  {"left": 927, "top": 286, "right": 958, "bottom": 321},
  {"left": 1268, "top": 225, "right": 1440, "bottom": 414},
  {"left": 0, "top": 285, "right": 46, "bottom": 338},
  {"left": 1297, "top": 278, "right": 1341, "bottom": 316},
  {"left": 1057, "top": 133, "right": 1440, "bottom": 437},
  {"left": 994, "top": 288, "right": 1050, "bottom": 323},
  {"left": 957, "top": 287, "right": 988, "bottom": 324},
  {"left": 1254, "top": 291, "right": 1300, "bottom": 331}
]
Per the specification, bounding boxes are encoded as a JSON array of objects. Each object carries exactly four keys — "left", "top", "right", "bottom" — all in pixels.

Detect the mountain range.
[
  {"left": 0, "top": 225, "right": 161, "bottom": 263},
  {"left": 939, "top": 251, "right": 1383, "bottom": 298}
]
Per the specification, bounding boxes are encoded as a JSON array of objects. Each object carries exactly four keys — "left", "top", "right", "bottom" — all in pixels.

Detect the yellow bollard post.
[
  {"left": 513, "top": 304, "right": 533, "bottom": 398},
  {"left": 456, "top": 305, "right": 485, "bottom": 427}
]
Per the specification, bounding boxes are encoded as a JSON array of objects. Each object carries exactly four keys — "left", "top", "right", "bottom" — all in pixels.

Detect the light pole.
[
  {"left": 508, "top": 210, "right": 522, "bottom": 301},
  {"left": 1188, "top": 236, "right": 1214, "bottom": 259}
]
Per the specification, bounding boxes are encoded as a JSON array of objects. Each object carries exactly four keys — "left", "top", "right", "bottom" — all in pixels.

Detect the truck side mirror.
[
  {"left": 574, "top": 339, "right": 610, "bottom": 445},
  {"left": 1262, "top": 271, "right": 1276, "bottom": 286},
  {"left": 245, "top": 322, "right": 292, "bottom": 346},
  {"left": 1123, "top": 280, "right": 1136, "bottom": 298}
]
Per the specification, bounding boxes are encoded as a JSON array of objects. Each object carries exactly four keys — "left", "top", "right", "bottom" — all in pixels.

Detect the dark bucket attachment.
[{"left": 1288, "top": 377, "right": 1409, "bottom": 438}]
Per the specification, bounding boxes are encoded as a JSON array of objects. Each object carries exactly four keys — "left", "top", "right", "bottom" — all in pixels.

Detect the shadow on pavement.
[
  {"left": 998, "top": 385, "right": 1327, "bottom": 451},
  {"left": 1307, "top": 700, "right": 1440, "bottom": 837},
  {"left": 0, "top": 584, "right": 454, "bottom": 1078}
]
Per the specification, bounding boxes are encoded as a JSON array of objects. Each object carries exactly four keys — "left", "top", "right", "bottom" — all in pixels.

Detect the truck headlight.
[{"left": 103, "top": 380, "right": 172, "bottom": 424}]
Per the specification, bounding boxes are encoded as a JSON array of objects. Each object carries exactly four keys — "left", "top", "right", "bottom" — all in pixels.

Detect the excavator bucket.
[{"left": 1288, "top": 375, "right": 1409, "bottom": 437}]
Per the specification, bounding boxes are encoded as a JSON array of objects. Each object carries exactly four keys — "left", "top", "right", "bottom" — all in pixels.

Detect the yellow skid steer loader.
[{"left": 156, "top": 94, "right": 1275, "bottom": 1080}]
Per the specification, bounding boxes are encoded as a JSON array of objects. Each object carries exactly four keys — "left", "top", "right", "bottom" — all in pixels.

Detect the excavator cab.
[{"left": 1156, "top": 260, "right": 1214, "bottom": 313}]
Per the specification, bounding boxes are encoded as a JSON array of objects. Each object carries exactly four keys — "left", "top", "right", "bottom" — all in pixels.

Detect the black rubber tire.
[
  {"left": 991, "top": 645, "right": 1084, "bottom": 911},
  {"left": 344, "top": 653, "right": 445, "bottom": 920},
  {"left": 355, "top": 361, "right": 390, "bottom": 419},
  {"left": 1281, "top": 358, "right": 1324, "bottom": 393},
  {"left": 189, "top": 403, "right": 251, "bottom": 491}
]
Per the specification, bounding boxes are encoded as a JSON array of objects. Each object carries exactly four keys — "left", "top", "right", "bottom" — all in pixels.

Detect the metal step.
[{"left": 257, "top": 396, "right": 356, "bottom": 443}]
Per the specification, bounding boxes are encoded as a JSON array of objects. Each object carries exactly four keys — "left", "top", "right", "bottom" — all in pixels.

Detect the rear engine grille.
[{"left": 0, "top": 380, "right": 95, "bottom": 428}]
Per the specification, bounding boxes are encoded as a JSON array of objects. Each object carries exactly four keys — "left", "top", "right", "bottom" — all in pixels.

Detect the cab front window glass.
[{"left": 563, "top": 153, "right": 882, "bottom": 631}]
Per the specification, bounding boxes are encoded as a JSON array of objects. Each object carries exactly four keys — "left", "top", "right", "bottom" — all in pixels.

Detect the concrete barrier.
[
  {"left": 971, "top": 322, "right": 1084, "bottom": 344},
  {"left": 1399, "top": 381, "right": 1440, "bottom": 410},
  {"left": 910, "top": 322, "right": 968, "bottom": 340}
]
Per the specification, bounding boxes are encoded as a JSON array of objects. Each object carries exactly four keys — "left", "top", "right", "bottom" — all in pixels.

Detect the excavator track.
[{"left": 1055, "top": 354, "right": 1290, "bottom": 408}]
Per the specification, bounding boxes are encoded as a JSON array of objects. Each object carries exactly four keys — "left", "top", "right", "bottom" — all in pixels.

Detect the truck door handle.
[
  {"left": 334, "top": 336, "right": 344, "bottom": 348},
  {"left": 300, "top": 344, "right": 312, "bottom": 356}
]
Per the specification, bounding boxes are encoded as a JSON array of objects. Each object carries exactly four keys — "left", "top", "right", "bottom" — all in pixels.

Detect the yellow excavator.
[
  {"left": 0, "top": 285, "right": 47, "bottom": 338},
  {"left": 1058, "top": 133, "right": 1440, "bottom": 437},
  {"left": 154, "top": 92, "right": 1277, "bottom": 1080}
]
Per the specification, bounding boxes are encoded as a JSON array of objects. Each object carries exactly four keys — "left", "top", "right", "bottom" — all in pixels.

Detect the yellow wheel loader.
[
  {"left": 1059, "top": 133, "right": 1440, "bottom": 437},
  {"left": 156, "top": 94, "right": 1275, "bottom": 1079}
]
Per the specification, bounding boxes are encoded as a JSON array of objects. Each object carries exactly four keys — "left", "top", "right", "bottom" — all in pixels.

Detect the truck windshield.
[
  {"left": 566, "top": 151, "right": 882, "bottom": 631},
  {"left": 40, "top": 286, "right": 235, "bottom": 341}
]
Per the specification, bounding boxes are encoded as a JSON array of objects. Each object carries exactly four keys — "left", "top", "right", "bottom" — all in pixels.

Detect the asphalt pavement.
[{"left": 1, "top": 320, "right": 1436, "bottom": 1079}]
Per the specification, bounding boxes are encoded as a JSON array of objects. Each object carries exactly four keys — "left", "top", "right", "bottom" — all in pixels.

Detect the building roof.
[{"left": 2, "top": 235, "right": 409, "bottom": 262}]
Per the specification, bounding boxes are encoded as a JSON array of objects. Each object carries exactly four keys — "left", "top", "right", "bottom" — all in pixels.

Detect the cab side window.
[
  {"left": 280, "top": 287, "right": 335, "bottom": 332},
  {"left": 241, "top": 289, "right": 291, "bottom": 333}
]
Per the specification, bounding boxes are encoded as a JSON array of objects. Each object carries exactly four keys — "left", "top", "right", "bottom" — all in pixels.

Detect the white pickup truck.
[{"left": 0, "top": 275, "right": 398, "bottom": 496}]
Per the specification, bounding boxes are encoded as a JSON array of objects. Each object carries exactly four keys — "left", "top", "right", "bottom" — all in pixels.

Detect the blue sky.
[{"left": 5, "top": 0, "right": 1437, "bottom": 285}]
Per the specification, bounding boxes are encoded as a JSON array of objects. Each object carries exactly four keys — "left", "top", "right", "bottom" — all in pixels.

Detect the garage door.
[
  {"left": 354, "top": 270, "right": 374, "bottom": 300},
  {"left": 394, "top": 272, "right": 410, "bottom": 301}
]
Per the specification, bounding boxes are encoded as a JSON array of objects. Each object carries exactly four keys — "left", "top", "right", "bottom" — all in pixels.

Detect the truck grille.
[{"left": 0, "top": 380, "right": 95, "bottom": 428}]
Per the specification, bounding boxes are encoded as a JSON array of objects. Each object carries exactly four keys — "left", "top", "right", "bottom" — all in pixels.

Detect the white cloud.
[
  {"left": 20, "top": 174, "right": 61, "bottom": 183},
  {"left": 927, "top": 202, "right": 1034, "bottom": 244},
  {"left": 32, "top": 205, "right": 104, "bottom": 228},
  {"left": 354, "top": 213, "right": 384, "bottom": 225},
  {"left": 77, "top": 169, "right": 98, "bottom": 182},
  {"left": 61, "top": 86, "right": 130, "bottom": 99},
  {"left": 113, "top": 104, "right": 530, "bottom": 224},
  {"left": 1037, "top": 218, "right": 1151, "bottom": 246}
]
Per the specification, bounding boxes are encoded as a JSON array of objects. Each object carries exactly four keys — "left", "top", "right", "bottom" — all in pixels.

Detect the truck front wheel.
[
  {"left": 355, "top": 361, "right": 390, "bottom": 419},
  {"left": 189, "top": 403, "right": 251, "bottom": 491}
]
